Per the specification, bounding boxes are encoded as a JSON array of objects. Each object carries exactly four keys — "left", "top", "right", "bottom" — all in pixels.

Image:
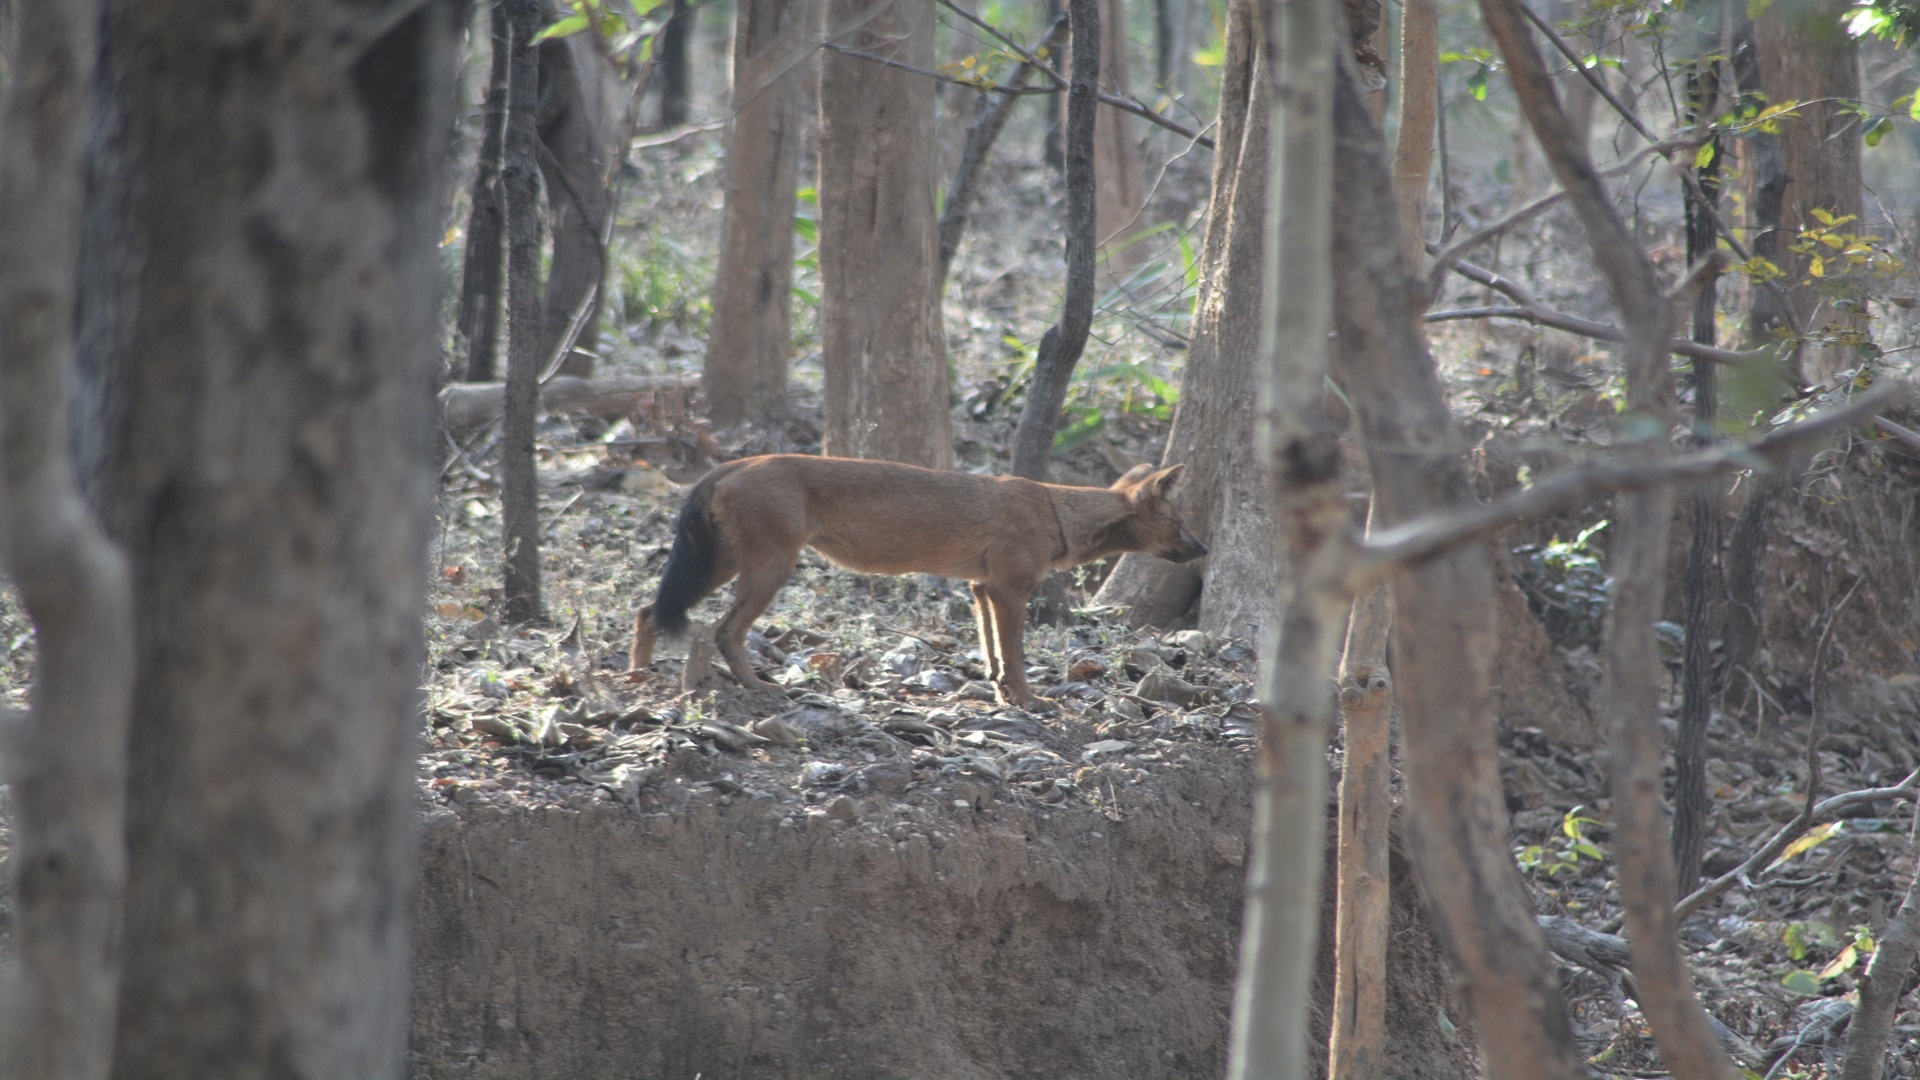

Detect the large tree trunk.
[
  {"left": 535, "top": 28, "right": 609, "bottom": 379},
  {"left": 501, "top": 0, "right": 545, "bottom": 624},
  {"left": 704, "top": 0, "right": 808, "bottom": 427},
  {"left": 1754, "top": 0, "right": 1862, "bottom": 386},
  {"left": 1329, "top": 59, "right": 1590, "bottom": 1080},
  {"left": 1092, "top": 0, "right": 1260, "bottom": 628},
  {"left": 0, "top": 2, "right": 133, "bottom": 1078},
  {"left": 75, "top": 2, "right": 462, "bottom": 1075},
  {"left": 818, "top": 0, "right": 952, "bottom": 468}
]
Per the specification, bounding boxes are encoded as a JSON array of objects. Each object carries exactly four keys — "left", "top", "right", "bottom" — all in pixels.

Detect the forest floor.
[{"left": 412, "top": 110, "right": 1920, "bottom": 1077}]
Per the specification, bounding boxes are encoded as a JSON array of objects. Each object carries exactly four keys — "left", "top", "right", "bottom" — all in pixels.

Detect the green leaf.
[
  {"left": 1816, "top": 943, "right": 1859, "bottom": 979},
  {"left": 1467, "top": 66, "right": 1490, "bottom": 101},
  {"left": 1865, "top": 116, "right": 1893, "bottom": 147},
  {"left": 1695, "top": 142, "right": 1717, "bottom": 169},
  {"left": 1780, "top": 970, "right": 1822, "bottom": 996},
  {"left": 793, "top": 217, "right": 818, "bottom": 244},
  {"left": 533, "top": 12, "right": 590, "bottom": 43}
]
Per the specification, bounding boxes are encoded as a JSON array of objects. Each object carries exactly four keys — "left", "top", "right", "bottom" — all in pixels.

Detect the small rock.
[
  {"left": 1167, "top": 629, "right": 1214, "bottom": 655},
  {"left": 958, "top": 680, "right": 997, "bottom": 701},
  {"left": 824, "top": 795, "right": 860, "bottom": 822},
  {"left": 1068, "top": 655, "right": 1110, "bottom": 680},
  {"left": 854, "top": 761, "right": 913, "bottom": 794},
  {"left": 1135, "top": 670, "right": 1207, "bottom": 707},
  {"left": 1082, "top": 739, "right": 1132, "bottom": 761}
]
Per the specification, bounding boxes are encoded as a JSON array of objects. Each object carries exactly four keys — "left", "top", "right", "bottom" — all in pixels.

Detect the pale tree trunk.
[
  {"left": 1228, "top": 0, "right": 1339, "bottom": 1075},
  {"left": 1755, "top": 0, "right": 1862, "bottom": 386},
  {"left": 1010, "top": 0, "right": 1099, "bottom": 482},
  {"left": 704, "top": 0, "right": 808, "bottom": 427},
  {"left": 536, "top": 27, "right": 609, "bottom": 379},
  {"left": 1092, "top": 0, "right": 1144, "bottom": 267},
  {"left": 818, "top": 0, "right": 952, "bottom": 468},
  {"left": 458, "top": 0, "right": 509, "bottom": 383},
  {"left": 1480, "top": 0, "right": 1736, "bottom": 1077},
  {"left": 1092, "top": 0, "right": 1259, "bottom": 627},
  {"left": 502, "top": 0, "right": 545, "bottom": 623},
  {"left": 1328, "top": 583, "right": 1393, "bottom": 1079},
  {"left": 75, "top": 1, "right": 462, "bottom": 1075},
  {"left": 0, "top": 2, "right": 133, "bottom": 1079},
  {"left": 1328, "top": 60, "right": 1590, "bottom": 1080},
  {"left": 1392, "top": 0, "right": 1437, "bottom": 260}
]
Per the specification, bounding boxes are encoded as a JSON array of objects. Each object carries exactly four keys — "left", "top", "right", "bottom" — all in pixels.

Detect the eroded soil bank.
[{"left": 407, "top": 746, "right": 1468, "bottom": 1080}]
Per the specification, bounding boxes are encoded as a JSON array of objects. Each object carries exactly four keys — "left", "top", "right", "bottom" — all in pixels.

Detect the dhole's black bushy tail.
[{"left": 651, "top": 474, "right": 721, "bottom": 638}]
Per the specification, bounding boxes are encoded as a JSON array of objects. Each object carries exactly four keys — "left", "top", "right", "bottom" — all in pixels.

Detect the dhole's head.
[{"left": 1111, "top": 464, "right": 1208, "bottom": 563}]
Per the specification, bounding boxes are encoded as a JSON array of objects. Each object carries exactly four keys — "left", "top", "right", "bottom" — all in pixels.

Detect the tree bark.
[
  {"left": 1010, "top": 0, "right": 1099, "bottom": 483},
  {"left": 1091, "top": 0, "right": 1144, "bottom": 267},
  {"left": 1839, "top": 813, "right": 1920, "bottom": 1080},
  {"left": 1392, "top": 0, "right": 1438, "bottom": 261},
  {"left": 458, "top": 0, "right": 510, "bottom": 383},
  {"left": 1329, "top": 584, "right": 1394, "bottom": 1080},
  {"left": 501, "top": 0, "right": 545, "bottom": 624},
  {"left": 1092, "top": 0, "right": 1259, "bottom": 627},
  {"left": 76, "top": 2, "right": 463, "bottom": 1075},
  {"left": 1478, "top": 1, "right": 1735, "bottom": 1077},
  {"left": 0, "top": 3, "right": 133, "bottom": 1079},
  {"left": 1329, "top": 59, "right": 1590, "bottom": 1080},
  {"left": 535, "top": 27, "right": 609, "bottom": 379},
  {"left": 1672, "top": 58, "right": 1726, "bottom": 894},
  {"left": 1754, "top": 0, "right": 1862, "bottom": 385},
  {"left": 818, "top": 0, "right": 952, "bottom": 468},
  {"left": 1228, "top": 0, "right": 1340, "bottom": 1072},
  {"left": 704, "top": 0, "right": 808, "bottom": 427},
  {"left": 657, "top": 0, "right": 692, "bottom": 129}
]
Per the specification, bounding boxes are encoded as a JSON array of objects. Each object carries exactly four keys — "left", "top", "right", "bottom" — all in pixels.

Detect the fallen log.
[{"left": 438, "top": 373, "right": 686, "bottom": 437}]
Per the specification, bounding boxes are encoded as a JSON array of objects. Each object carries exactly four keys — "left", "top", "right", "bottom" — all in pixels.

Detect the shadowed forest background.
[{"left": 2, "top": 0, "right": 1920, "bottom": 1078}]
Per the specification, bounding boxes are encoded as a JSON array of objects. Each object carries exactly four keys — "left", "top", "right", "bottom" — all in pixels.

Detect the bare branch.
[
  {"left": 1430, "top": 257, "right": 1770, "bottom": 366},
  {"left": 1356, "top": 379, "right": 1911, "bottom": 580},
  {"left": 1674, "top": 767, "right": 1920, "bottom": 922}
]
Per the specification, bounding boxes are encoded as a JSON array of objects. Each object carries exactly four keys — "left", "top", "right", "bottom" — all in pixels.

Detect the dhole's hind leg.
[
  {"left": 713, "top": 561, "right": 796, "bottom": 692},
  {"left": 628, "top": 605, "right": 659, "bottom": 672}
]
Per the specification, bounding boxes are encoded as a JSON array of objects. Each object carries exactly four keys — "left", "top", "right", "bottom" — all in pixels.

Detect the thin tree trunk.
[
  {"left": 502, "top": 0, "right": 545, "bottom": 623},
  {"left": 658, "top": 0, "right": 692, "bottom": 129},
  {"left": 0, "top": 3, "right": 132, "bottom": 1078},
  {"left": 1228, "top": 0, "right": 1339, "bottom": 1073},
  {"left": 1329, "top": 583, "right": 1394, "bottom": 1079},
  {"left": 1010, "top": 0, "right": 1099, "bottom": 482},
  {"left": 1392, "top": 0, "right": 1438, "bottom": 261},
  {"left": 1672, "top": 57, "right": 1726, "bottom": 894},
  {"left": 459, "top": 0, "right": 511, "bottom": 383},
  {"left": 79, "top": 3, "right": 462, "bottom": 1075},
  {"left": 1329, "top": 59, "right": 1589, "bottom": 1080},
  {"left": 704, "top": 0, "right": 808, "bottom": 426},
  {"left": 1839, "top": 812, "right": 1920, "bottom": 1080},
  {"left": 818, "top": 0, "right": 951, "bottom": 468},
  {"left": 1478, "top": 1, "right": 1735, "bottom": 1076},
  {"left": 536, "top": 30, "right": 608, "bottom": 379},
  {"left": 1091, "top": 0, "right": 1143, "bottom": 266},
  {"left": 937, "top": 15, "right": 1069, "bottom": 290}
]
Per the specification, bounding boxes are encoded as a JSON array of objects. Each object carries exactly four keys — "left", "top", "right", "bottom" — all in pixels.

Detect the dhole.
[{"left": 629, "top": 454, "right": 1207, "bottom": 710}]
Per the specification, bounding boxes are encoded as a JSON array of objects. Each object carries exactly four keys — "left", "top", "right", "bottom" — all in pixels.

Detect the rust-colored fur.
[{"left": 629, "top": 454, "right": 1206, "bottom": 709}]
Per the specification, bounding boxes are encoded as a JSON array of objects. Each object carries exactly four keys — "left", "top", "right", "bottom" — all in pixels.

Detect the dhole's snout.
[{"left": 1166, "top": 531, "right": 1208, "bottom": 563}]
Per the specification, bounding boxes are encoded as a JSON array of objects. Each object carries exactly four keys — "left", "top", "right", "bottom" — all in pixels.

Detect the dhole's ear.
[
  {"left": 1141, "top": 464, "right": 1186, "bottom": 499},
  {"left": 1110, "top": 462, "right": 1156, "bottom": 491}
]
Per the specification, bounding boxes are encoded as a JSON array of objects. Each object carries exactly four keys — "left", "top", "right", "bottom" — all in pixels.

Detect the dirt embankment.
[{"left": 408, "top": 744, "right": 1468, "bottom": 1080}]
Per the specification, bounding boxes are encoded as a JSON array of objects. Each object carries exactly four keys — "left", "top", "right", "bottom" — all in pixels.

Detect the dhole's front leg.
[
  {"left": 972, "top": 581, "right": 1053, "bottom": 712},
  {"left": 628, "top": 605, "right": 659, "bottom": 672}
]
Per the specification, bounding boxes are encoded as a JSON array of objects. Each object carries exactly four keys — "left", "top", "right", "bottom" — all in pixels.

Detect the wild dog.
[{"left": 628, "top": 454, "right": 1207, "bottom": 710}]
